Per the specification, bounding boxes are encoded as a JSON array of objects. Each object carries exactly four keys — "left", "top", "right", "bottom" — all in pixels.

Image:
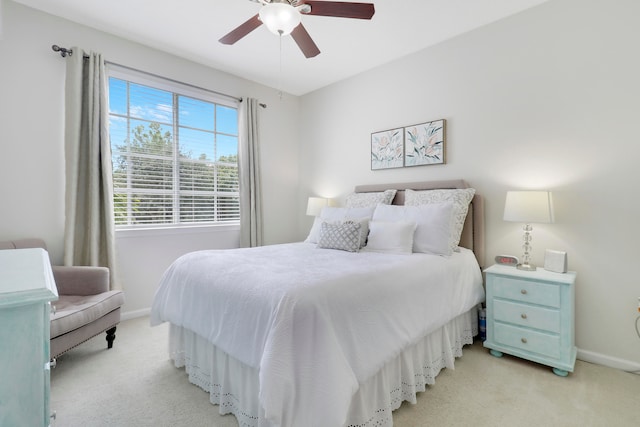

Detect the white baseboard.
[
  {"left": 577, "top": 348, "right": 640, "bottom": 373},
  {"left": 121, "top": 307, "right": 151, "bottom": 321}
]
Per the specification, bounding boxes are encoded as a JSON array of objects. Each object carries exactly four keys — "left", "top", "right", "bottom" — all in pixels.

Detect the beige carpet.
[{"left": 50, "top": 316, "right": 640, "bottom": 427}]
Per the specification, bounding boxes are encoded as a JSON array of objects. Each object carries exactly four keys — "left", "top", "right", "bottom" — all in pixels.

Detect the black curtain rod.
[{"left": 51, "top": 45, "right": 267, "bottom": 108}]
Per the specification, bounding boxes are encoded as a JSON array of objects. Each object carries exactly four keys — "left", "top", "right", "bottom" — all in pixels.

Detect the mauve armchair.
[{"left": 0, "top": 238, "right": 124, "bottom": 359}]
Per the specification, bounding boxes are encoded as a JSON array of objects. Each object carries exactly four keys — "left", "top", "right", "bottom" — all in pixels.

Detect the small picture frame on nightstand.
[{"left": 544, "top": 249, "right": 567, "bottom": 273}]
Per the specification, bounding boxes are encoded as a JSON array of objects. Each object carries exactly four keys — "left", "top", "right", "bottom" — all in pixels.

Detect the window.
[{"left": 108, "top": 67, "right": 239, "bottom": 228}]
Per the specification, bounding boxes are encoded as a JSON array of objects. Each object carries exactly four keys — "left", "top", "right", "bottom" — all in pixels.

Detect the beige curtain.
[
  {"left": 63, "top": 47, "right": 119, "bottom": 290},
  {"left": 239, "top": 98, "right": 263, "bottom": 247}
]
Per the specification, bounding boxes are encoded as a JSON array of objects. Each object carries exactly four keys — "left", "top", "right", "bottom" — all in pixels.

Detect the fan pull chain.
[{"left": 278, "top": 33, "right": 283, "bottom": 100}]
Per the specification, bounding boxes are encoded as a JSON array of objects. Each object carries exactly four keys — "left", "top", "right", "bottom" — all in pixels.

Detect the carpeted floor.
[{"left": 50, "top": 316, "right": 640, "bottom": 427}]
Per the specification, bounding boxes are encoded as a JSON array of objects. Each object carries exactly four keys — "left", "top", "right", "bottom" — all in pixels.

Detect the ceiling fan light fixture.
[{"left": 259, "top": 3, "right": 301, "bottom": 36}]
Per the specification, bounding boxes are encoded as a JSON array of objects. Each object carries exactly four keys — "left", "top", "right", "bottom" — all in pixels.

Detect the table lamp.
[
  {"left": 306, "top": 197, "right": 328, "bottom": 217},
  {"left": 503, "top": 191, "right": 554, "bottom": 271}
]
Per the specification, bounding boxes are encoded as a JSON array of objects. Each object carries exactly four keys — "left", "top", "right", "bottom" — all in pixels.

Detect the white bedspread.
[{"left": 150, "top": 242, "right": 484, "bottom": 427}]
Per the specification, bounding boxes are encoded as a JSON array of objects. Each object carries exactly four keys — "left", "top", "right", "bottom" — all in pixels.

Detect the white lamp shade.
[
  {"left": 306, "top": 197, "right": 328, "bottom": 216},
  {"left": 503, "top": 191, "right": 554, "bottom": 224},
  {"left": 259, "top": 3, "right": 301, "bottom": 36}
]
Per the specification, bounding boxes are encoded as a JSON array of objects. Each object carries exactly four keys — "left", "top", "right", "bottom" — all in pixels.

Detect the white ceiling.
[{"left": 15, "top": 0, "right": 549, "bottom": 95}]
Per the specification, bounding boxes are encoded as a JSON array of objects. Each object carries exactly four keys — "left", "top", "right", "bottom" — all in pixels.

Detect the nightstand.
[{"left": 483, "top": 264, "right": 577, "bottom": 376}]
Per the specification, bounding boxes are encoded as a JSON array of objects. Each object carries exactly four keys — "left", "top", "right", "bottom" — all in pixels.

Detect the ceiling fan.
[{"left": 219, "top": 0, "right": 375, "bottom": 58}]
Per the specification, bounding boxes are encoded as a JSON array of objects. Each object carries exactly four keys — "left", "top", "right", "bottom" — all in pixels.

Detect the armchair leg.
[{"left": 105, "top": 326, "right": 117, "bottom": 349}]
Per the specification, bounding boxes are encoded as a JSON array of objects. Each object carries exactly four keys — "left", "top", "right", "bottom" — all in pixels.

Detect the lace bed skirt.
[{"left": 169, "top": 307, "right": 478, "bottom": 427}]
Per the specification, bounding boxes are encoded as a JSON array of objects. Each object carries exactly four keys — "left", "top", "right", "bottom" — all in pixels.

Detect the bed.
[{"left": 150, "top": 179, "right": 485, "bottom": 427}]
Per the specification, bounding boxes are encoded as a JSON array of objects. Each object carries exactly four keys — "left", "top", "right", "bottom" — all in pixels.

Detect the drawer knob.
[
  {"left": 521, "top": 313, "right": 528, "bottom": 319},
  {"left": 521, "top": 289, "right": 528, "bottom": 295},
  {"left": 521, "top": 338, "right": 528, "bottom": 344}
]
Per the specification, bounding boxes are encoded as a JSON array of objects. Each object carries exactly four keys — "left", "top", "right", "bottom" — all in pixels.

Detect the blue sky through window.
[{"left": 108, "top": 78, "right": 238, "bottom": 161}]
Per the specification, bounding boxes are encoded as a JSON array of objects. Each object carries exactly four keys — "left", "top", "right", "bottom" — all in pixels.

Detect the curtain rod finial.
[{"left": 52, "top": 44, "right": 73, "bottom": 57}]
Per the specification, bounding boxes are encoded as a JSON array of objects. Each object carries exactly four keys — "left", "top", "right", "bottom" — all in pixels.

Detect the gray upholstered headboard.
[{"left": 354, "top": 179, "right": 485, "bottom": 268}]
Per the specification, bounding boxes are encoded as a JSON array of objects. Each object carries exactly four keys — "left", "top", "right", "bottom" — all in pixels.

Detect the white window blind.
[{"left": 107, "top": 66, "right": 239, "bottom": 228}]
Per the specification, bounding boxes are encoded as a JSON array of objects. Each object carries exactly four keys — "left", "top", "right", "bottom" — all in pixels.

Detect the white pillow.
[
  {"left": 344, "top": 189, "right": 397, "bottom": 208},
  {"left": 404, "top": 188, "right": 475, "bottom": 251},
  {"left": 305, "top": 206, "right": 375, "bottom": 245},
  {"left": 364, "top": 220, "right": 417, "bottom": 255},
  {"left": 372, "top": 203, "right": 454, "bottom": 256},
  {"left": 320, "top": 206, "right": 376, "bottom": 221},
  {"left": 306, "top": 217, "right": 324, "bottom": 244}
]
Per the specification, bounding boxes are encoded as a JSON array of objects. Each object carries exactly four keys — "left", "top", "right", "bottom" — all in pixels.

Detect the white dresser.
[
  {"left": 0, "top": 248, "right": 58, "bottom": 426},
  {"left": 483, "top": 264, "right": 577, "bottom": 376}
]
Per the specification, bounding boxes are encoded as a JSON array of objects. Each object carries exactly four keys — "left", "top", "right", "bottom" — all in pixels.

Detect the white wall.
[
  {"left": 299, "top": 0, "right": 640, "bottom": 367},
  {"left": 0, "top": 1, "right": 301, "bottom": 315}
]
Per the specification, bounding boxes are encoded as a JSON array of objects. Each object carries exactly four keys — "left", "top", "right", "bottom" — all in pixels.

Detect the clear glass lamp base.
[
  {"left": 519, "top": 225, "right": 536, "bottom": 271},
  {"left": 517, "top": 263, "right": 537, "bottom": 271}
]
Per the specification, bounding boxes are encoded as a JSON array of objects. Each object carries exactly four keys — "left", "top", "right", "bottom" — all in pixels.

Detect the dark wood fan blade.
[
  {"left": 219, "top": 14, "right": 263, "bottom": 45},
  {"left": 291, "top": 24, "right": 321, "bottom": 58},
  {"left": 303, "top": 1, "right": 375, "bottom": 19}
]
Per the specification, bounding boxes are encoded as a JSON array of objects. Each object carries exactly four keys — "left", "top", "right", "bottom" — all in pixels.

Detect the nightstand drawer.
[
  {"left": 494, "top": 299, "right": 561, "bottom": 333},
  {"left": 494, "top": 323, "right": 560, "bottom": 359},
  {"left": 493, "top": 276, "right": 560, "bottom": 308}
]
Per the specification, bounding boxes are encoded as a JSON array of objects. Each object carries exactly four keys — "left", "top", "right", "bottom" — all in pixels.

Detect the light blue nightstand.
[{"left": 483, "top": 264, "right": 577, "bottom": 376}]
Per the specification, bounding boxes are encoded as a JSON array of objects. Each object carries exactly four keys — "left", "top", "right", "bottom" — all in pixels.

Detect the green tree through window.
[{"left": 109, "top": 72, "right": 239, "bottom": 227}]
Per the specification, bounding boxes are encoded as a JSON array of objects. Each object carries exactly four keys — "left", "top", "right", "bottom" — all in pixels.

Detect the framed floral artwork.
[
  {"left": 371, "top": 127, "right": 404, "bottom": 170},
  {"left": 404, "top": 119, "right": 446, "bottom": 167}
]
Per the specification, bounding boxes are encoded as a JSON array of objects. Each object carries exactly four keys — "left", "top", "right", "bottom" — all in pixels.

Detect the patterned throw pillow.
[
  {"left": 317, "top": 221, "right": 362, "bottom": 252},
  {"left": 345, "top": 189, "right": 397, "bottom": 208},
  {"left": 404, "top": 188, "right": 475, "bottom": 251},
  {"left": 305, "top": 207, "right": 374, "bottom": 246}
]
